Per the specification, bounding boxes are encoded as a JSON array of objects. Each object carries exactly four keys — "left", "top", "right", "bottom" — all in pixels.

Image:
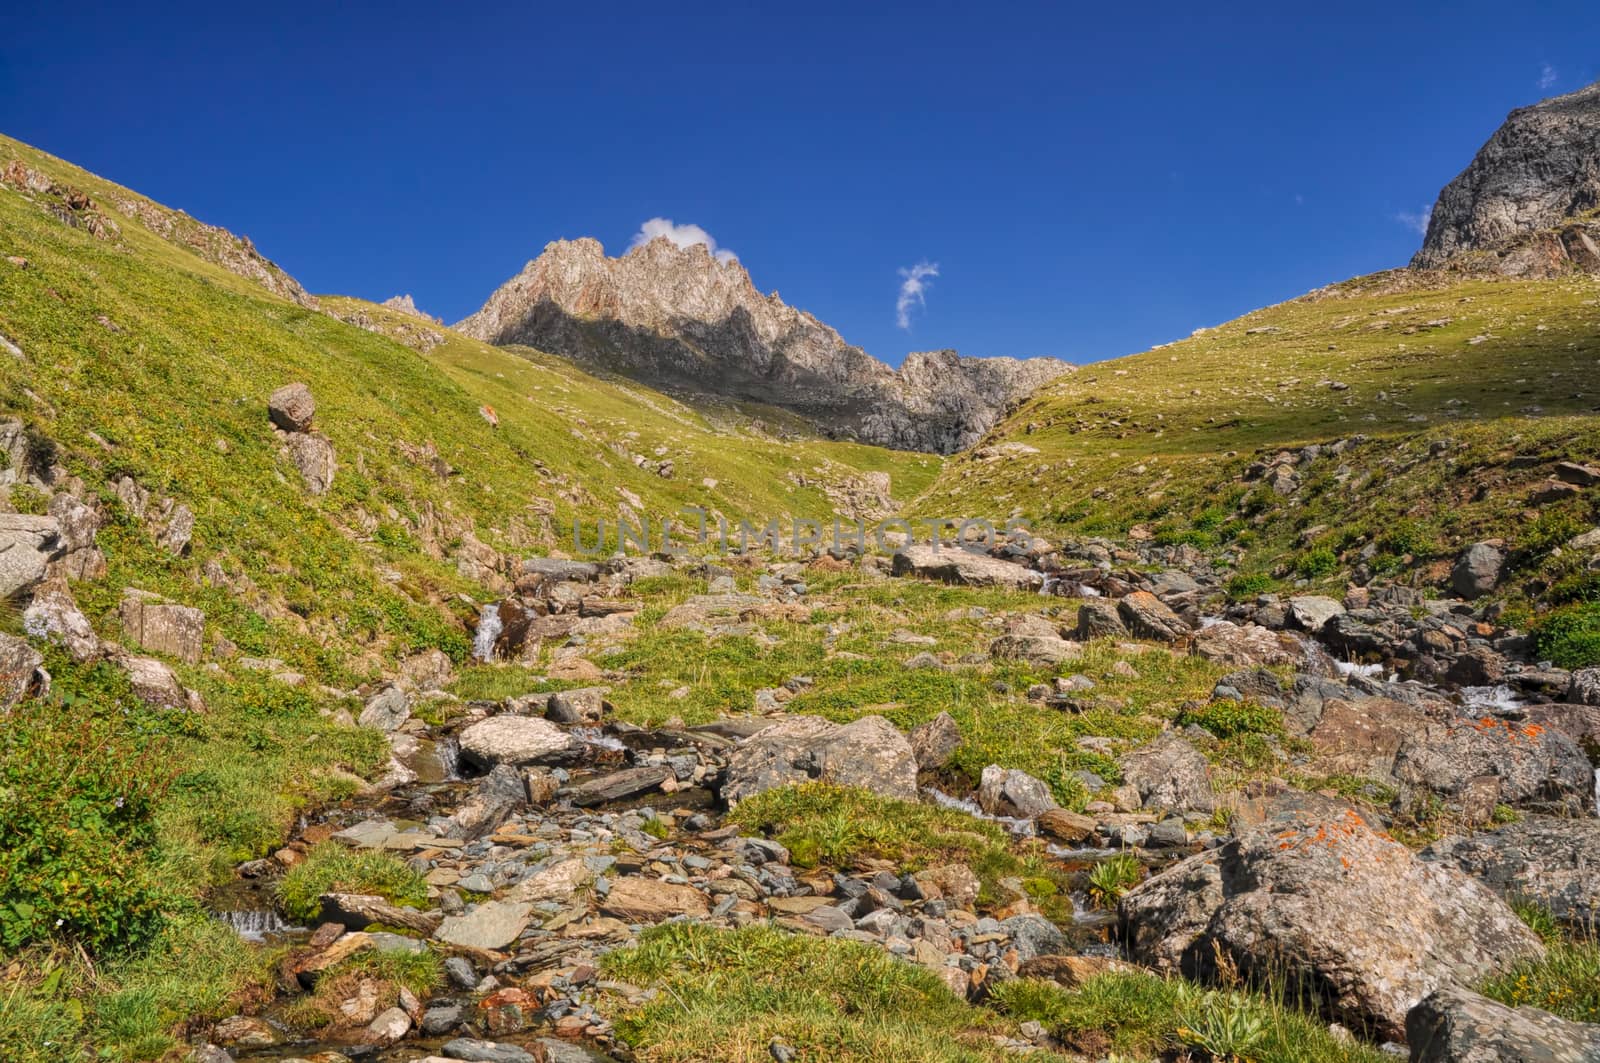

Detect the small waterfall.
[
  {"left": 471, "top": 602, "right": 503, "bottom": 662},
  {"left": 218, "top": 909, "right": 296, "bottom": 942},
  {"left": 921, "top": 786, "right": 1036, "bottom": 837},
  {"left": 1458, "top": 685, "right": 1526, "bottom": 712},
  {"left": 572, "top": 727, "right": 626, "bottom": 754}
]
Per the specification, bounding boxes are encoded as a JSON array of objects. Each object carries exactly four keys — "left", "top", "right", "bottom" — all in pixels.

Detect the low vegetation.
[
  {"left": 276, "top": 844, "right": 430, "bottom": 923},
  {"left": 603, "top": 922, "right": 1067, "bottom": 1062}
]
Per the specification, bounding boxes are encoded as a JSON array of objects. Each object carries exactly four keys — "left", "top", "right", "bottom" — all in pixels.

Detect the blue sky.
[{"left": 2, "top": 2, "right": 1595, "bottom": 366}]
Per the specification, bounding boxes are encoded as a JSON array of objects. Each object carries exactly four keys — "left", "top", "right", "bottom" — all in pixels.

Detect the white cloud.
[
  {"left": 896, "top": 261, "right": 939, "bottom": 330},
  {"left": 629, "top": 217, "right": 737, "bottom": 263},
  {"left": 1539, "top": 63, "right": 1558, "bottom": 90},
  {"left": 1395, "top": 205, "right": 1432, "bottom": 236}
]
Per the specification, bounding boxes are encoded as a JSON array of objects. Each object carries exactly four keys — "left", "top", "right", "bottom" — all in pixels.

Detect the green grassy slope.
[
  {"left": 917, "top": 270, "right": 1600, "bottom": 608},
  {"left": 0, "top": 133, "right": 940, "bottom": 1057}
]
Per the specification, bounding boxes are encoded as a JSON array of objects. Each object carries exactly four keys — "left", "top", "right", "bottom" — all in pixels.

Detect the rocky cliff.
[
  {"left": 1412, "top": 80, "right": 1600, "bottom": 276},
  {"left": 456, "top": 237, "right": 1070, "bottom": 453}
]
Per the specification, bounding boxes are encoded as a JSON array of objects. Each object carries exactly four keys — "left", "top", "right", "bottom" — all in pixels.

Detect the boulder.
[
  {"left": 1192, "top": 621, "right": 1313, "bottom": 668},
  {"left": 721, "top": 714, "right": 917, "bottom": 804},
  {"left": 1119, "top": 792, "right": 1544, "bottom": 1040},
  {"left": 0, "top": 632, "right": 43, "bottom": 712},
  {"left": 359, "top": 684, "right": 411, "bottom": 732},
  {"left": 600, "top": 876, "right": 710, "bottom": 922},
  {"left": 119, "top": 589, "right": 204, "bottom": 665},
  {"left": 1422, "top": 816, "right": 1600, "bottom": 927},
  {"left": 1520, "top": 702, "right": 1600, "bottom": 756},
  {"left": 561, "top": 766, "right": 670, "bottom": 807},
  {"left": 434, "top": 900, "right": 533, "bottom": 950},
  {"left": 1075, "top": 599, "right": 1128, "bottom": 640},
  {"left": 1393, "top": 715, "right": 1595, "bottom": 815},
  {"left": 1304, "top": 696, "right": 1431, "bottom": 783},
  {"left": 118, "top": 654, "right": 188, "bottom": 708},
  {"left": 546, "top": 686, "right": 607, "bottom": 724},
  {"left": 1118, "top": 733, "right": 1214, "bottom": 812},
  {"left": 890, "top": 544, "right": 1044, "bottom": 591},
  {"left": 908, "top": 711, "right": 962, "bottom": 770},
  {"left": 988, "top": 634, "right": 1081, "bottom": 667},
  {"left": 1286, "top": 595, "right": 1345, "bottom": 633},
  {"left": 457, "top": 716, "right": 579, "bottom": 770},
  {"left": 0, "top": 513, "right": 64, "bottom": 598},
  {"left": 285, "top": 432, "right": 336, "bottom": 494},
  {"left": 45, "top": 493, "right": 105, "bottom": 578},
  {"left": 1407, "top": 986, "right": 1600, "bottom": 1062},
  {"left": 1116, "top": 591, "right": 1190, "bottom": 643},
  {"left": 22, "top": 578, "right": 98, "bottom": 661},
  {"left": 1452, "top": 543, "right": 1505, "bottom": 599},
  {"left": 1568, "top": 668, "right": 1600, "bottom": 708},
  {"left": 977, "top": 765, "right": 1057, "bottom": 818},
  {"left": 268, "top": 382, "right": 316, "bottom": 432}
]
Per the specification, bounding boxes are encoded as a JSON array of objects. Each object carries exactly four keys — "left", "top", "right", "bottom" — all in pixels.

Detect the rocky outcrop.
[
  {"left": 720, "top": 714, "right": 917, "bottom": 804},
  {"left": 1423, "top": 817, "right": 1600, "bottom": 927},
  {"left": 1407, "top": 986, "right": 1600, "bottom": 1062},
  {"left": 1118, "top": 793, "right": 1544, "bottom": 1040},
  {"left": 1413, "top": 80, "right": 1600, "bottom": 277},
  {"left": 455, "top": 238, "right": 1069, "bottom": 453}
]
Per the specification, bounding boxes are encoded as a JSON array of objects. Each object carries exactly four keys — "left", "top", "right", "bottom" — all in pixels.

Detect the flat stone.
[{"left": 435, "top": 900, "right": 533, "bottom": 950}]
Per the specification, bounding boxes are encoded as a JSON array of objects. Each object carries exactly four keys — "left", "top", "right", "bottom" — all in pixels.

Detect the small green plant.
[
  {"left": 276, "top": 844, "right": 428, "bottom": 923},
  {"left": 1481, "top": 938, "right": 1600, "bottom": 1023},
  {"left": 6, "top": 483, "right": 48, "bottom": 515},
  {"left": 1175, "top": 986, "right": 1268, "bottom": 1062},
  {"left": 1293, "top": 547, "right": 1338, "bottom": 579},
  {"left": 1087, "top": 853, "right": 1143, "bottom": 909}
]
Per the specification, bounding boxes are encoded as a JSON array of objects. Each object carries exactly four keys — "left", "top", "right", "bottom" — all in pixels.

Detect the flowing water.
[{"left": 470, "top": 602, "right": 503, "bottom": 662}]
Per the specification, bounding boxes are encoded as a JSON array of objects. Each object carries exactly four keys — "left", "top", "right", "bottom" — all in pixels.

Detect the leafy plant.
[
  {"left": 1176, "top": 986, "right": 1268, "bottom": 1062},
  {"left": 1176, "top": 700, "right": 1284, "bottom": 740},
  {"left": 1532, "top": 603, "right": 1600, "bottom": 669},
  {"left": 1087, "top": 853, "right": 1143, "bottom": 909}
]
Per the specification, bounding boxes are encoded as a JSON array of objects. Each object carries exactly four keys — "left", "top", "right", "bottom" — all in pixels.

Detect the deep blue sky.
[{"left": 2, "top": 3, "right": 1595, "bottom": 366}]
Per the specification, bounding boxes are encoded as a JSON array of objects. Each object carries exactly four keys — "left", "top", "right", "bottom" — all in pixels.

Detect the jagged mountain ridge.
[
  {"left": 1413, "top": 79, "right": 1600, "bottom": 276},
  {"left": 456, "top": 236, "right": 1071, "bottom": 453}
]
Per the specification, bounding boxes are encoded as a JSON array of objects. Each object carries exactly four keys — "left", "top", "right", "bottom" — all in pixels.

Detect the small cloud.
[
  {"left": 629, "top": 217, "right": 737, "bottom": 263},
  {"left": 1395, "top": 205, "right": 1433, "bottom": 236},
  {"left": 1539, "top": 63, "right": 1558, "bottom": 90},
  {"left": 896, "top": 261, "right": 939, "bottom": 330},
  {"left": 1294, "top": 193, "right": 1305, "bottom": 206}
]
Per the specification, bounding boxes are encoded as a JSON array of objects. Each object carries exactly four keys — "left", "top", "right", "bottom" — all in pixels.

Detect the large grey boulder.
[
  {"left": 1407, "top": 985, "right": 1600, "bottom": 1062},
  {"left": 988, "top": 633, "right": 1080, "bottom": 667},
  {"left": 268, "top": 382, "right": 316, "bottom": 432},
  {"left": 359, "top": 684, "right": 411, "bottom": 733},
  {"left": 908, "top": 711, "right": 962, "bottom": 770},
  {"left": 119, "top": 589, "right": 204, "bottom": 665},
  {"left": 0, "top": 632, "right": 43, "bottom": 713},
  {"left": 23, "top": 578, "right": 99, "bottom": 662},
  {"left": 1119, "top": 792, "right": 1545, "bottom": 1040},
  {"left": 457, "top": 716, "right": 579, "bottom": 770},
  {"left": 891, "top": 545, "right": 1043, "bottom": 591},
  {"left": 977, "top": 766, "right": 1057, "bottom": 818},
  {"left": 721, "top": 714, "right": 917, "bottom": 804},
  {"left": 1568, "top": 668, "right": 1600, "bottom": 707},
  {"left": 1423, "top": 816, "right": 1600, "bottom": 927},
  {"left": 1451, "top": 543, "right": 1505, "bottom": 599},
  {"left": 1286, "top": 595, "right": 1345, "bottom": 633},
  {"left": 1116, "top": 591, "right": 1190, "bottom": 643},
  {"left": 0, "top": 513, "right": 64, "bottom": 598},
  {"left": 285, "top": 432, "right": 336, "bottom": 495},
  {"left": 1118, "top": 732, "right": 1214, "bottom": 813},
  {"left": 1191, "top": 621, "right": 1315, "bottom": 669},
  {"left": 1393, "top": 714, "right": 1594, "bottom": 815}
]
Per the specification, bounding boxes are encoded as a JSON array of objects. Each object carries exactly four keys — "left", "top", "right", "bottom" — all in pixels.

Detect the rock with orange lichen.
[
  {"left": 1119, "top": 791, "right": 1544, "bottom": 1041},
  {"left": 1392, "top": 714, "right": 1594, "bottom": 816}
]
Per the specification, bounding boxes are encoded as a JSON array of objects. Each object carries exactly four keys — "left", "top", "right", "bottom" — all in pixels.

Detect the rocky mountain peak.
[
  {"left": 381, "top": 293, "right": 440, "bottom": 323},
  {"left": 1412, "top": 79, "right": 1600, "bottom": 275},
  {"left": 457, "top": 238, "right": 1070, "bottom": 453}
]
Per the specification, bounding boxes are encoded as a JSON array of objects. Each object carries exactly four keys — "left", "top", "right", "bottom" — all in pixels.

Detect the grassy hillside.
[
  {"left": 919, "top": 270, "right": 1600, "bottom": 615},
  {"left": 0, "top": 133, "right": 938, "bottom": 1056}
]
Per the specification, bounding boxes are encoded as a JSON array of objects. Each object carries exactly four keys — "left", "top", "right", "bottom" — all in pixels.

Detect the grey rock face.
[
  {"left": 119, "top": 589, "right": 204, "bottom": 665},
  {"left": 977, "top": 765, "right": 1057, "bottom": 818},
  {"left": 1451, "top": 543, "right": 1505, "bottom": 599},
  {"left": 1407, "top": 985, "right": 1600, "bottom": 1062},
  {"left": 455, "top": 237, "right": 1070, "bottom": 453},
  {"left": 1119, "top": 732, "right": 1214, "bottom": 813},
  {"left": 1119, "top": 792, "right": 1544, "bottom": 1040},
  {"left": 721, "top": 714, "right": 917, "bottom": 804},
  {"left": 1423, "top": 816, "right": 1600, "bottom": 927},
  {"left": 457, "top": 716, "right": 579, "bottom": 769},
  {"left": 1393, "top": 714, "right": 1594, "bottom": 815},
  {"left": 0, "top": 513, "right": 64, "bottom": 598},
  {"left": 1413, "top": 81, "right": 1600, "bottom": 276},
  {"left": 268, "top": 382, "right": 316, "bottom": 432}
]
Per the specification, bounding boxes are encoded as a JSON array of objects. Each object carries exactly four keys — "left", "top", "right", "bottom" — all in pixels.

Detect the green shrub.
[
  {"left": 0, "top": 704, "right": 177, "bottom": 952},
  {"left": 1532, "top": 603, "right": 1600, "bottom": 669},
  {"left": 1176, "top": 700, "right": 1284, "bottom": 739},
  {"left": 276, "top": 844, "right": 428, "bottom": 923},
  {"left": 1225, "top": 572, "right": 1275, "bottom": 600},
  {"left": 1086, "top": 853, "right": 1143, "bottom": 908},
  {"left": 7, "top": 483, "right": 48, "bottom": 515},
  {"left": 1378, "top": 518, "right": 1435, "bottom": 559},
  {"left": 1293, "top": 548, "right": 1338, "bottom": 579}
]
